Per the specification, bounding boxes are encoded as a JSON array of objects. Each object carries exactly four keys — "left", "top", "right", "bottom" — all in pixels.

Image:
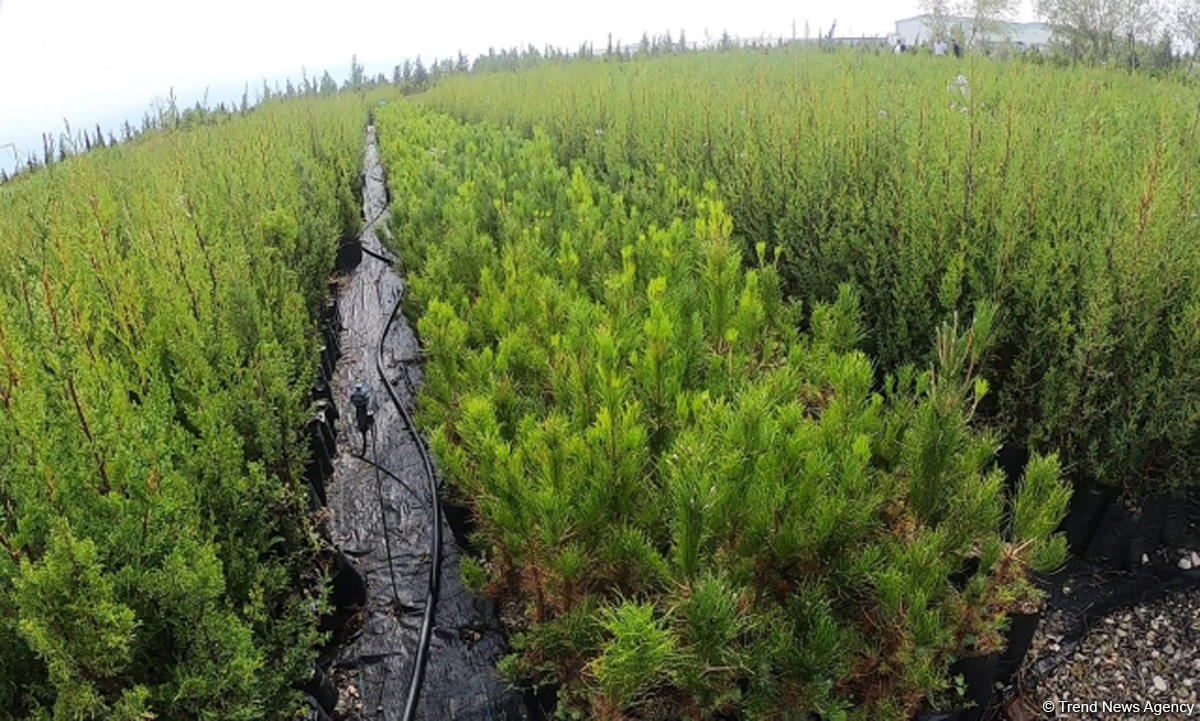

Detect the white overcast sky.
[{"left": 0, "top": 0, "right": 1037, "bottom": 171}]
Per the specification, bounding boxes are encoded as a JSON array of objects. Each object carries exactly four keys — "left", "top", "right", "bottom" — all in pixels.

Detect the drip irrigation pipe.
[
  {"left": 358, "top": 199, "right": 396, "bottom": 265},
  {"left": 361, "top": 245, "right": 397, "bottom": 267},
  {"left": 333, "top": 126, "right": 438, "bottom": 720},
  {"left": 336, "top": 205, "right": 397, "bottom": 273},
  {"left": 375, "top": 281, "right": 442, "bottom": 721},
  {"left": 354, "top": 142, "right": 440, "bottom": 719},
  {"left": 354, "top": 448, "right": 425, "bottom": 507}
]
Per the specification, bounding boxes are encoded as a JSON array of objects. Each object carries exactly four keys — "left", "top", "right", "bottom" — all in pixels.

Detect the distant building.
[{"left": 891, "top": 15, "right": 1052, "bottom": 50}]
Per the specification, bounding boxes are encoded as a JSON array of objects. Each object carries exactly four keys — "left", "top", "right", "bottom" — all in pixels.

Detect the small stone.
[
  {"left": 1142, "top": 554, "right": 1150, "bottom": 564},
  {"left": 1191, "top": 551, "right": 1200, "bottom": 567},
  {"left": 1180, "top": 556, "right": 1193, "bottom": 570},
  {"left": 1154, "top": 675, "right": 1168, "bottom": 692}
]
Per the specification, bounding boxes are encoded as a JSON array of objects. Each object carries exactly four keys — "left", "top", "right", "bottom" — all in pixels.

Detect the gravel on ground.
[{"left": 1007, "top": 587, "right": 1200, "bottom": 720}]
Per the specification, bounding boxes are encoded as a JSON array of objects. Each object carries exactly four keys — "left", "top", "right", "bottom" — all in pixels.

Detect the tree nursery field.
[
  {"left": 0, "top": 96, "right": 365, "bottom": 719},
  {"left": 1, "top": 45, "right": 1197, "bottom": 721}
]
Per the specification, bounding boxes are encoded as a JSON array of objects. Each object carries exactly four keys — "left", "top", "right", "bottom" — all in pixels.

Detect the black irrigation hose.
[
  {"left": 376, "top": 284, "right": 442, "bottom": 721},
  {"left": 355, "top": 448, "right": 425, "bottom": 507},
  {"left": 341, "top": 126, "right": 438, "bottom": 720},
  {"left": 361, "top": 245, "right": 397, "bottom": 267},
  {"left": 339, "top": 204, "right": 398, "bottom": 268}
]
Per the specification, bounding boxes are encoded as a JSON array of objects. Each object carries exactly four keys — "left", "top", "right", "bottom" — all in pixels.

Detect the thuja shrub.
[
  {"left": 378, "top": 103, "right": 1070, "bottom": 720},
  {"left": 0, "top": 95, "right": 366, "bottom": 719},
  {"left": 421, "top": 50, "right": 1200, "bottom": 497}
]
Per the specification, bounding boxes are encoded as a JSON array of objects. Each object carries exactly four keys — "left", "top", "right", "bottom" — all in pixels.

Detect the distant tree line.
[
  {"left": 0, "top": 33, "right": 821, "bottom": 184},
  {"left": 8, "top": 13, "right": 1200, "bottom": 186},
  {"left": 1035, "top": 0, "right": 1200, "bottom": 70},
  {"left": 2, "top": 60, "right": 363, "bottom": 184}
]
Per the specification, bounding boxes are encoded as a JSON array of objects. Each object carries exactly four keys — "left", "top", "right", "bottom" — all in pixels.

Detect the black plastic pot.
[
  {"left": 318, "top": 348, "right": 336, "bottom": 389},
  {"left": 1060, "top": 485, "right": 1113, "bottom": 555},
  {"left": 322, "top": 323, "right": 342, "bottom": 363},
  {"left": 1162, "top": 496, "right": 1190, "bottom": 547},
  {"left": 523, "top": 683, "right": 558, "bottom": 721},
  {"left": 303, "top": 694, "right": 334, "bottom": 721},
  {"left": 997, "top": 610, "right": 1041, "bottom": 683},
  {"left": 1122, "top": 507, "right": 1147, "bottom": 570},
  {"left": 304, "top": 476, "right": 324, "bottom": 514},
  {"left": 1085, "top": 501, "right": 1136, "bottom": 569},
  {"left": 303, "top": 412, "right": 332, "bottom": 507},
  {"left": 913, "top": 712, "right": 958, "bottom": 721},
  {"left": 319, "top": 344, "right": 337, "bottom": 381},
  {"left": 312, "top": 377, "right": 334, "bottom": 406},
  {"left": 441, "top": 496, "right": 478, "bottom": 555},
  {"left": 949, "top": 557, "right": 981, "bottom": 591},
  {"left": 314, "top": 396, "right": 339, "bottom": 428},
  {"left": 995, "top": 445, "right": 1030, "bottom": 488},
  {"left": 315, "top": 408, "right": 337, "bottom": 454},
  {"left": 308, "top": 415, "right": 335, "bottom": 478},
  {"left": 330, "top": 549, "right": 367, "bottom": 610},
  {"left": 316, "top": 605, "right": 355, "bottom": 637},
  {"left": 303, "top": 457, "right": 327, "bottom": 509},
  {"left": 321, "top": 296, "right": 342, "bottom": 332},
  {"left": 947, "top": 653, "right": 999, "bottom": 721},
  {"left": 300, "top": 665, "right": 338, "bottom": 714},
  {"left": 1128, "top": 496, "right": 1168, "bottom": 566},
  {"left": 335, "top": 241, "right": 364, "bottom": 273}
]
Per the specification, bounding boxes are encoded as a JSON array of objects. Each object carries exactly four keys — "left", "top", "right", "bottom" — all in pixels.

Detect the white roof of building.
[{"left": 894, "top": 14, "right": 1052, "bottom": 45}]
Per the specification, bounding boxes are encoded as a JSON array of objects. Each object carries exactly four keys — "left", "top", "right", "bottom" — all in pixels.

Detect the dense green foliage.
[
  {"left": 377, "top": 102, "right": 1070, "bottom": 720},
  {"left": 420, "top": 49, "right": 1200, "bottom": 496},
  {"left": 0, "top": 96, "right": 365, "bottom": 719}
]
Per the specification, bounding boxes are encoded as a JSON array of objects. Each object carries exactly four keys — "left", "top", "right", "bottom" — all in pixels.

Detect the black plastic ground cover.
[
  {"left": 321, "top": 125, "right": 527, "bottom": 721},
  {"left": 1024, "top": 558, "right": 1200, "bottom": 683},
  {"left": 911, "top": 453, "right": 1200, "bottom": 721},
  {"left": 978, "top": 461, "right": 1200, "bottom": 719}
]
